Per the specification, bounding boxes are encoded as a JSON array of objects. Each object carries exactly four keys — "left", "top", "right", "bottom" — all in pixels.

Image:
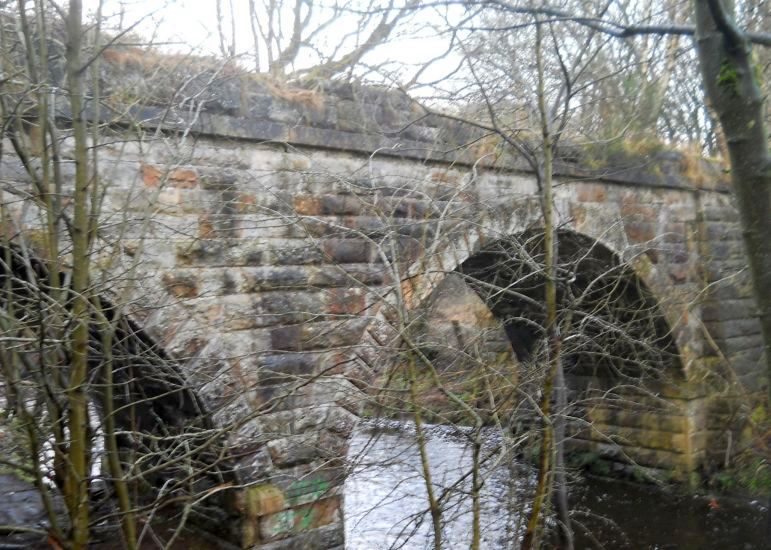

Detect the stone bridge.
[{"left": 1, "top": 80, "right": 764, "bottom": 548}]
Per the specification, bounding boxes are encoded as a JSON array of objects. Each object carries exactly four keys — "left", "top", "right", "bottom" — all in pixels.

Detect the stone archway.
[
  {"left": 399, "top": 228, "right": 702, "bottom": 478},
  {"left": 0, "top": 243, "right": 236, "bottom": 543}
]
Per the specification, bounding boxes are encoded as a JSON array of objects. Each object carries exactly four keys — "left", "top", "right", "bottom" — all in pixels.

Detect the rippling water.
[
  {"left": 344, "top": 420, "right": 769, "bottom": 550},
  {"left": 344, "top": 420, "right": 534, "bottom": 549}
]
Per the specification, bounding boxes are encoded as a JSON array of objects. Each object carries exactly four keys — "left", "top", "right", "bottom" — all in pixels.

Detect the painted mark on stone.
[
  {"left": 286, "top": 478, "right": 330, "bottom": 506},
  {"left": 268, "top": 509, "right": 295, "bottom": 537}
]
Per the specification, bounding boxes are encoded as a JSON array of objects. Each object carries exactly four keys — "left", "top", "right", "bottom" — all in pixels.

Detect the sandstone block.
[
  {"left": 267, "top": 433, "right": 319, "bottom": 467},
  {"left": 259, "top": 497, "right": 341, "bottom": 543},
  {"left": 321, "top": 238, "right": 372, "bottom": 263},
  {"left": 161, "top": 271, "right": 199, "bottom": 298}
]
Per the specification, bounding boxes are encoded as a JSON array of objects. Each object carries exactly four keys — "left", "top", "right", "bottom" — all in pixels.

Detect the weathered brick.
[
  {"left": 161, "top": 271, "right": 199, "bottom": 298},
  {"left": 621, "top": 202, "right": 658, "bottom": 221},
  {"left": 321, "top": 238, "right": 371, "bottom": 263},
  {"left": 270, "top": 320, "right": 367, "bottom": 352},
  {"left": 271, "top": 325, "right": 303, "bottom": 351},
  {"left": 274, "top": 245, "right": 324, "bottom": 265},
  {"left": 141, "top": 164, "right": 198, "bottom": 188},
  {"left": 142, "top": 163, "right": 161, "bottom": 186},
  {"left": 169, "top": 167, "right": 198, "bottom": 188},
  {"left": 198, "top": 213, "right": 215, "bottom": 238},
  {"left": 624, "top": 221, "right": 656, "bottom": 243},
  {"left": 703, "top": 318, "right": 762, "bottom": 340},
  {"left": 240, "top": 483, "right": 286, "bottom": 518},
  {"left": 267, "top": 433, "right": 319, "bottom": 467},
  {"left": 308, "top": 264, "right": 389, "bottom": 287},
  {"left": 294, "top": 195, "right": 322, "bottom": 215},
  {"left": 259, "top": 497, "right": 341, "bottom": 542},
  {"left": 259, "top": 353, "right": 320, "bottom": 385},
  {"left": 243, "top": 267, "right": 310, "bottom": 291},
  {"left": 701, "top": 299, "right": 757, "bottom": 322},
  {"left": 326, "top": 288, "right": 365, "bottom": 315},
  {"left": 199, "top": 168, "right": 237, "bottom": 190},
  {"left": 175, "top": 239, "right": 224, "bottom": 266},
  {"left": 232, "top": 451, "right": 274, "bottom": 487},
  {"left": 319, "top": 195, "right": 361, "bottom": 215},
  {"left": 577, "top": 183, "right": 607, "bottom": 203}
]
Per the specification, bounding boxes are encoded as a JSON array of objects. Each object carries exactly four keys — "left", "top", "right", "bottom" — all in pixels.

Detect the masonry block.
[
  {"left": 142, "top": 164, "right": 198, "bottom": 188},
  {"left": 321, "top": 238, "right": 372, "bottom": 263},
  {"left": 161, "top": 271, "right": 199, "bottom": 298},
  {"left": 260, "top": 497, "right": 340, "bottom": 543}
]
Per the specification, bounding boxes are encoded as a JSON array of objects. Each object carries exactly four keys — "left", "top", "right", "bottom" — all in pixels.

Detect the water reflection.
[
  {"left": 345, "top": 421, "right": 533, "bottom": 549},
  {"left": 345, "top": 420, "right": 769, "bottom": 550}
]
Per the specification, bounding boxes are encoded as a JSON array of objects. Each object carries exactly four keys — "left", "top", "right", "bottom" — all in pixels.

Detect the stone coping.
[{"left": 46, "top": 86, "right": 731, "bottom": 194}]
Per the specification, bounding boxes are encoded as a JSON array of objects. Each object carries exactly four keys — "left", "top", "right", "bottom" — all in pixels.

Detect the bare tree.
[
  {"left": 212, "top": 0, "right": 420, "bottom": 80},
  {"left": 0, "top": 3, "right": 244, "bottom": 548}
]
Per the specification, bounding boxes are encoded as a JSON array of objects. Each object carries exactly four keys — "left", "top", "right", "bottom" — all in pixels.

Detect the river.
[{"left": 344, "top": 420, "right": 769, "bottom": 549}]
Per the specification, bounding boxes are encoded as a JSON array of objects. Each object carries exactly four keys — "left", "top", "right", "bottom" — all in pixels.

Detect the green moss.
[
  {"left": 713, "top": 457, "right": 771, "bottom": 496},
  {"left": 580, "top": 137, "right": 665, "bottom": 171},
  {"left": 717, "top": 59, "right": 741, "bottom": 95},
  {"left": 713, "top": 471, "right": 737, "bottom": 491},
  {"left": 749, "top": 404, "right": 766, "bottom": 425}
]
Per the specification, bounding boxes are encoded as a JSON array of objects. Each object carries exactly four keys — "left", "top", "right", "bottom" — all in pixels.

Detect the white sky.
[{"left": 82, "top": 0, "right": 463, "bottom": 88}]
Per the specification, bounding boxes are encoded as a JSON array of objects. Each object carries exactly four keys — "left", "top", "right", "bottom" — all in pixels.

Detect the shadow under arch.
[
  {"left": 449, "top": 228, "right": 692, "bottom": 475},
  {"left": 457, "top": 228, "right": 683, "bottom": 382},
  {"left": 0, "top": 243, "right": 238, "bottom": 540}
]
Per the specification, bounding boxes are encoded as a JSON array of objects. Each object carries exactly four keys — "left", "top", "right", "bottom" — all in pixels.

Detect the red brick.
[
  {"left": 621, "top": 202, "right": 657, "bottom": 221},
  {"left": 142, "top": 164, "right": 161, "bottom": 187},
  {"left": 161, "top": 272, "right": 199, "bottom": 298},
  {"left": 169, "top": 167, "right": 198, "bottom": 188},
  {"left": 198, "top": 214, "right": 215, "bottom": 238},
  {"left": 237, "top": 193, "right": 257, "bottom": 213},
  {"left": 141, "top": 164, "right": 198, "bottom": 188},
  {"left": 625, "top": 222, "right": 656, "bottom": 243},
  {"left": 577, "top": 184, "right": 606, "bottom": 203}
]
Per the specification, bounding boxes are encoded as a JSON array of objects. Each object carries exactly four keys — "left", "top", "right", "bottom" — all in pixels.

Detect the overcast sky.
[{"left": 81, "top": 0, "right": 462, "bottom": 91}]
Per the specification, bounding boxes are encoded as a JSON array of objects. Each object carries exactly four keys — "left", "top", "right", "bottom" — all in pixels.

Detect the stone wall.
[{"left": 0, "top": 79, "right": 764, "bottom": 546}]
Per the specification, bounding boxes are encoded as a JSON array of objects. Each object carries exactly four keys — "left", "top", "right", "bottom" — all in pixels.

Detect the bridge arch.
[
  {"left": 378, "top": 213, "right": 700, "bottom": 476},
  {"left": 394, "top": 191, "right": 693, "bottom": 367},
  {"left": 2, "top": 99, "right": 760, "bottom": 548},
  {"left": 0, "top": 242, "right": 238, "bottom": 541}
]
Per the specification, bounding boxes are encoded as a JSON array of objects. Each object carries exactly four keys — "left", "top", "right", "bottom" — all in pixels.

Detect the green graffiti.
[
  {"left": 267, "top": 510, "right": 294, "bottom": 537},
  {"left": 296, "top": 507, "right": 316, "bottom": 531},
  {"left": 286, "top": 478, "right": 330, "bottom": 505}
]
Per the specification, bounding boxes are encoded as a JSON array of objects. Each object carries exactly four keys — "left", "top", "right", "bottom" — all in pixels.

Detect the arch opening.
[
  {"left": 0, "top": 243, "right": 236, "bottom": 543},
  {"left": 399, "top": 228, "right": 693, "bottom": 476},
  {"left": 457, "top": 229, "right": 683, "bottom": 387}
]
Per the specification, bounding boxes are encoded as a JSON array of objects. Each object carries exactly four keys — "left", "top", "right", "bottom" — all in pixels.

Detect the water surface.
[{"left": 344, "top": 420, "right": 768, "bottom": 549}]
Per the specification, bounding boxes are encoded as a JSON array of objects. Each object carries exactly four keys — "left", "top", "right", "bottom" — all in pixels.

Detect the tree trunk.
[
  {"left": 523, "top": 16, "right": 573, "bottom": 549},
  {"left": 64, "top": 1, "right": 91, "bottom": 547},
  {"left": 693, "top": 0, "right": 771, "bottom": 406}
]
